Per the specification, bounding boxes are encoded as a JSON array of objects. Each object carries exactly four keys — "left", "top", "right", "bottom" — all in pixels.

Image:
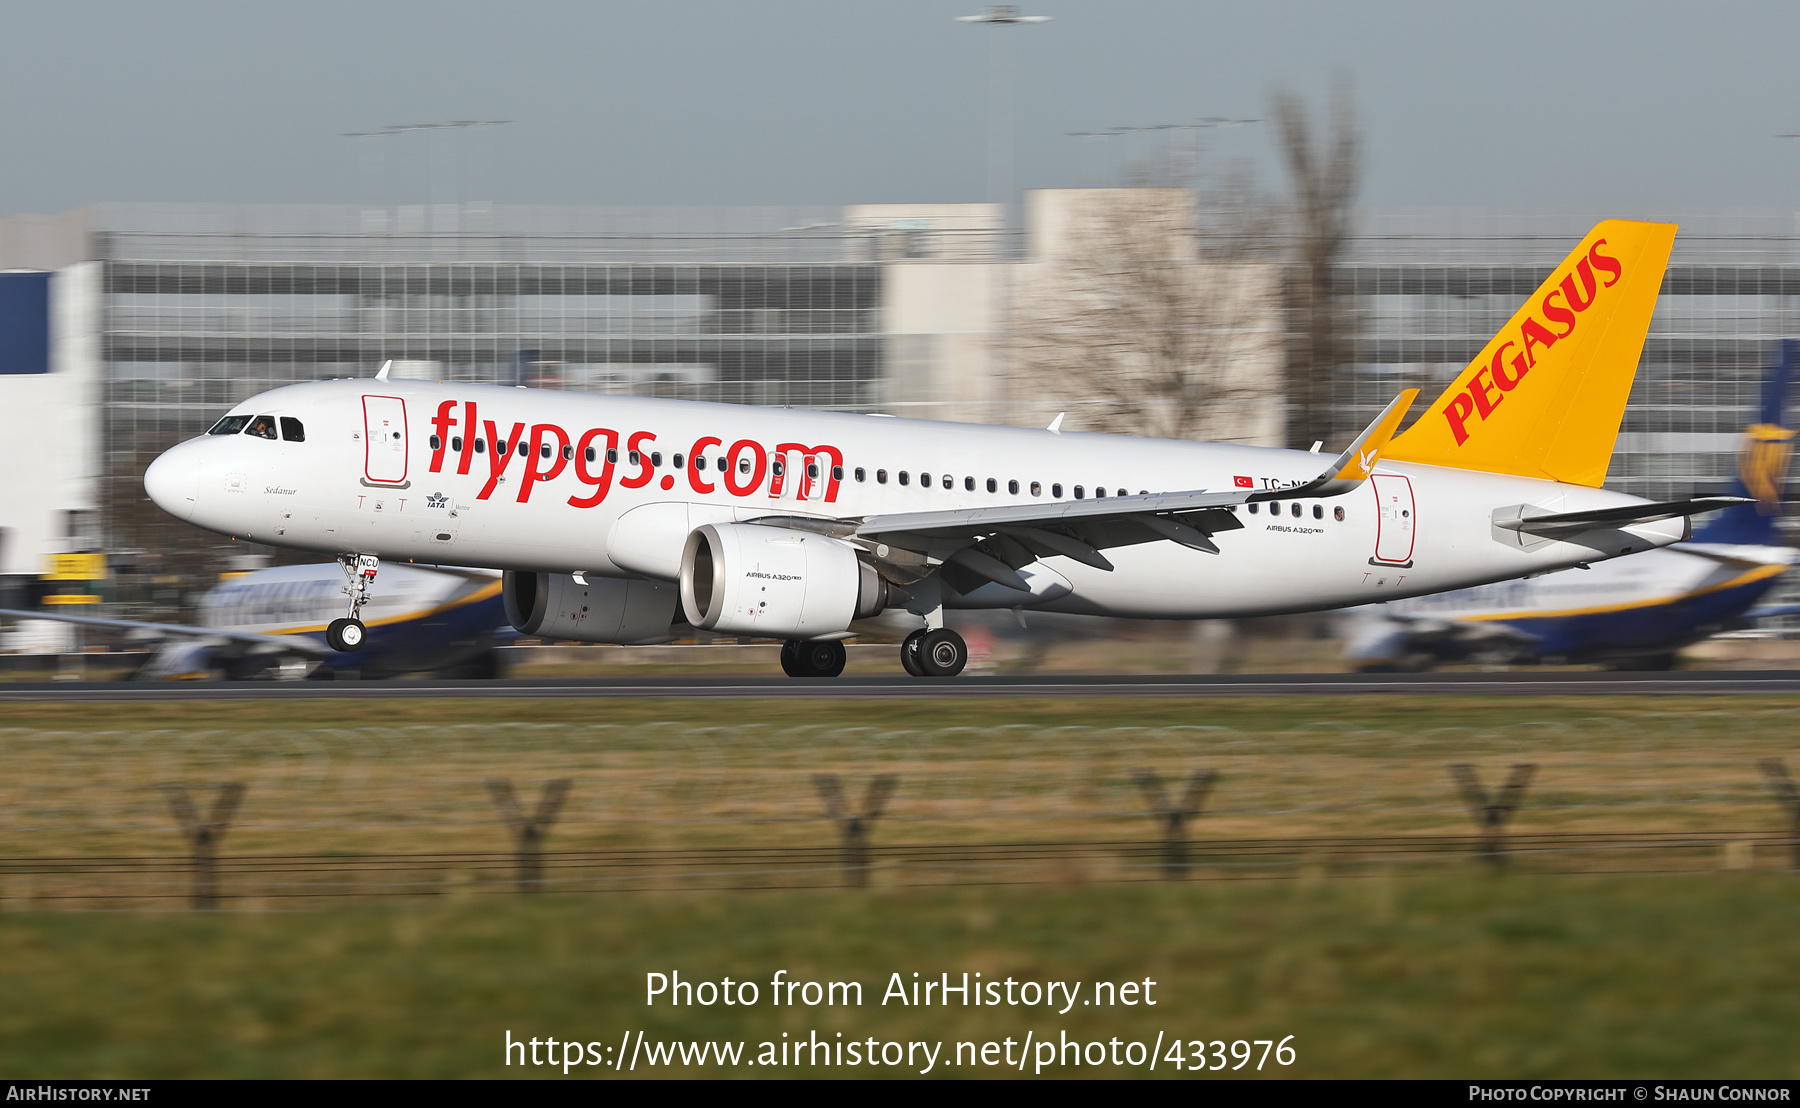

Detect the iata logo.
[
  {"left": 425, "top": 491, "right": 448, "bottom": 508},
  {"left": 1443, "top": 238, "right": 1624, "bottom": 445}
]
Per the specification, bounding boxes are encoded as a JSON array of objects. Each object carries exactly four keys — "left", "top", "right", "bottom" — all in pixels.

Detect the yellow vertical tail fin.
[{"left": 1383, "top": 219, "right": 1676, "bottom": 487}]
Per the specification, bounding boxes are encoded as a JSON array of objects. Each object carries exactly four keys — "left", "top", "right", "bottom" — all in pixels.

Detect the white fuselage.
[{"left": 145, "top": 379, "right": 1687, "bottom": 620}]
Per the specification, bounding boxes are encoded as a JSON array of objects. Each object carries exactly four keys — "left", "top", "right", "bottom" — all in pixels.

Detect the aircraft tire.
[
  {"left": 782, "top": 639, "right": 846, "bottom": 678},
  {"left": 809, "top": 640, "right": 847, "bottom": 677},
  {"left": 779, "top": 640, "right": 806, "bottom": 677},
  {"left": 326, "top": 618, "right": 366, "bottom": 653},
  {"left": 918, "top": 628, "right": 968, "bottom": 678},
  {"left": 900, "top": 630, "right": 927, "bottom": 677}
]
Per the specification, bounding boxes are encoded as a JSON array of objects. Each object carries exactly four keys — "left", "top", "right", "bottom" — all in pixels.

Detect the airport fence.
[{"left": 1, "top": 712, "right": 1797, "bottom": 908}]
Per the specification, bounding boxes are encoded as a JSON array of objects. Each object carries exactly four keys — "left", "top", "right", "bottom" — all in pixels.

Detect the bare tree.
[
  {"left": 1273, "top": 74, "right": 1361, "bottom": 449},
  {"left": 1009, "top": 188, "right": 1286, "bottom": 445}
]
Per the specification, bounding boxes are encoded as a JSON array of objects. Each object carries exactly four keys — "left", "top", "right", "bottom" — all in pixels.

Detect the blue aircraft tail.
[{"left": 1690, "top": 339, "right": 1796, "bottom": 545}]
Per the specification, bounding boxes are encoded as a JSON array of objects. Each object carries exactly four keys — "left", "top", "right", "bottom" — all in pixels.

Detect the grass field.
[
  {"left": 2, "top": 695, "right": 1798, "bottom": 1078},
  {"left": 2, "top": 874, "right": 1797, "bottom": 1078}
]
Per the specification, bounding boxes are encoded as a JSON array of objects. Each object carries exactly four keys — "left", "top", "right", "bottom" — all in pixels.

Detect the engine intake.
[
  {"left": 503, "top": 571, "right": 679, "bottom": 645},
  {"left": 680, "top": 523, "right": 893, "bottom": 639}
]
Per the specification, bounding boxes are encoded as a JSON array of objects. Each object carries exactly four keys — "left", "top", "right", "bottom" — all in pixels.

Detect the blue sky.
[{"left": 3, "top": 1, "right": 1798, "bottom": 214}]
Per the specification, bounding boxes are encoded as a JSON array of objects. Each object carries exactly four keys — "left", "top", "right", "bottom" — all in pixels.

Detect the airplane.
[
  {"left": 140, "top": 219, "right": 1750, "bottom": 678},
  {"left": 1341, "top": 340, "right": 1798, "bottom": 671},
  {"left": 0, "top": 561, "right": 509, "bottom": 679}
]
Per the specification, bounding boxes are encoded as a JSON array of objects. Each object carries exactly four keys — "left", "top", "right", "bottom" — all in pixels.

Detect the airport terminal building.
[{"left": 0, "top": 197, "right": 1794, "bottom": 629}]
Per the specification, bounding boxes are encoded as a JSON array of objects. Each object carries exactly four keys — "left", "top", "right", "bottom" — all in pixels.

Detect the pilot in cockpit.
[{"left": 246, "top": 414, "right": 278, "bottom": 440}]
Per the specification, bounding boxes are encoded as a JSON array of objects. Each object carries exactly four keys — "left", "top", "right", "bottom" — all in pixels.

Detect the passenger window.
[
  {"left": 772, "top": 459, "right": 784, "bottom": 477},
  {"left": 674, "top": 453, "right": 684, "bottom": 469},
  {"left": 1074, "top": 486, "right": 1085, "bottom": 499},
  {"left": 1267, "top": 501, "right": 1279, "bottom": 513},
  {"left": 809, "top": 462, "right": 820, "bottom": 480},
  {"left": 280, "top": 417, "right": 305, "bottom": 442},
  {"left": 475, "top": 438, "right": 487, "bottom": 454},
  {"left": 1030, "top": 481, "right": 1042, "bottom": 497},
  {"left": 877, "top": 469, "right": 888, "bottom": 484},
  {"left": 429, "top": 435, "right": 442, "bottom": 451},
  {"left": 1291, "top": 503, "right": 1302, "bottom": 518},
  {"left": 651, "top": 452, "right": 663, "bottom": 468},
  {"left": 607, "top": 448, "right": 618, "bottom": 464},
  {"left": 246, "top": 415, "right": 278, "bottom": 440},
  {"left": 693, "top": 455, "right": 705, "bottom": 470},
  {"left": 855, "top": 467, "right": 866, "bottom": 482},
  {"left": 585, "top": 446, "right": 597, "bottom": 463},
  {"left": 1313, "top": 504, "right": 1323, "bottom": 519},
  {"left": 1009, "top": 479, "right": 1020, "bottom": 495},
  {"left": 1095, "top": 488, "right": 1106, "bottom": 498},
  {"left": 564, "top": 444, "right": 575, "bottom": 461},
  {"left": 738, "top": 456, "right": 751, "bottom": 474},
  {"left": 832, "top": 465, "right": 844, "bottom": 481},
  {"left": 921, "top": 472, "right": 931, "bottom": 487},
  {"left": 1248, "top": 502, "right": 1259, "bottom": 514},
  {"left": 494, "top": 438, "right": 507, "bottom": 455},
  {"left": 986, "top": 478, "right": 997, "bottom": 493},
  {"left": 208, "top": 415, "right": 250, "bottom": 436},
  {"left": 451, "top": 436, "right": 462, "bottom": 453},
  {"left": 899, "top": 471, "right": 910, "bottom": 486},
  {"left": 1052, "top": 483, "right": 1062, "bottom": 498},
  {"left": 1334, "top": 506, "right": 1345, "bottom": 522},
  {"left": 517, "top": 441, "right": 528, "bottom": 457},
  {"left": 540, "top": 441, "right": 552, "bottom": 459},
  {"left": 963, "top": 476, "right": 973, "bottom": 491}
]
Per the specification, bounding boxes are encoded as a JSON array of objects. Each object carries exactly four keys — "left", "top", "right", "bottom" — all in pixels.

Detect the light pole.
[
  {"left": 956, "top": 6, "right": 1050, "bottom": 234},
  {"left": 955, "top": 7, "right": 1048, "bottom": 428}
]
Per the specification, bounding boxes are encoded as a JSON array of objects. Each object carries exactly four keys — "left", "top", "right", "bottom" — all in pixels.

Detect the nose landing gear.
[
  {"left": 327, "top": 553, "right": 379, "bottom": 652},
  {"left": 780, "top": 639, "right": 848, "bottom": 677}
]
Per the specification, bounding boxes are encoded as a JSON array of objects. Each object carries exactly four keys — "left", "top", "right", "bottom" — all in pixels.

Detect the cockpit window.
[
  {"left": 279, "top": 417, "right": 305, "bottom": 442},
  {"left": 208, "top": 415, "right": 250, "bottom": 436},
  {"left": 245, "top": 415, "right": 278, "bottom": 440}
]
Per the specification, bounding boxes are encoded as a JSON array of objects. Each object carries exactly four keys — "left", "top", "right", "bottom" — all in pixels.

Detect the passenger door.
[
  {"left": 1371, "top": 473, "right": 1416, "bottom": 565},
  {"left": 362, "top": 395, "right": 409, "bottom": 486}
]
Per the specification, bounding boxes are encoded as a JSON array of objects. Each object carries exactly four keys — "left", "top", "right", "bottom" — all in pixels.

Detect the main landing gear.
[
  {"left": 781, "top": 639, "right": 847, "bottom": 677},
  {"left": 900, "top": 628, "right": 967, "bottom": 678},
  {"left": 327, "top": 553, "right": 379, "bottom": 652}
]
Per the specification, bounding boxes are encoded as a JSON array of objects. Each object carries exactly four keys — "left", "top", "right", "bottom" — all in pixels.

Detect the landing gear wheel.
[
  {"left": 900, "top": 629, "right": 928, "bottom": 677},
  {"left": 805, "top": 640, "right": 846, "bottom": 677},
  {"left": 918, "top": 628, "right": 968, "bottom": 678},
  {"left": 326, "top": 618, "right": 366, "bottom": 652},
  {"left": 780, "top": 639, "right": 847, "bottom": 678}
]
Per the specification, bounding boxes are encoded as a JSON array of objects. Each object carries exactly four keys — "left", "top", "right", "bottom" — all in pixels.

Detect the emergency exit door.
[
  {"left": 1371, "top": 473, "right": 1416, "bottom": 565},
  {"left": 362, "top": 395, "right": 409, "bottom": 486}
]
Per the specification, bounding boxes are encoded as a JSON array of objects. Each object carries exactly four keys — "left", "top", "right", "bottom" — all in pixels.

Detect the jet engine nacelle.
[
  {"left": 680, "top": 523, "right": 892, "bottom": 639},
  {"left": 502, "top": 571, "right": 680, "bottom": 645}
]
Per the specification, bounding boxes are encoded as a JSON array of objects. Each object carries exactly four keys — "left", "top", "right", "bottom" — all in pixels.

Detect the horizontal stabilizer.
[{"left": 1494, "top": 496, "right": 1751, "bottom": 537}]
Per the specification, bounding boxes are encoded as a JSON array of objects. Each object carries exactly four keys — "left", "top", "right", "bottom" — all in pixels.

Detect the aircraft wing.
[
  {"left": 0, "top": 608, "right": 336, "bottom": 657},
  {"left": 853, "top": 391, "right": 1420, "bottom": 580}
]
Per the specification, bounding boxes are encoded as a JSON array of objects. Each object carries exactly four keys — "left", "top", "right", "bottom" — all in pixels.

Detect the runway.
[{"left": 2, "top": 670, "right": 1799, "bottom": 700}]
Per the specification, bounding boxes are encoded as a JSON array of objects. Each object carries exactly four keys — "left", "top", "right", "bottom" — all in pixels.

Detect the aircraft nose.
[{"left": 144, "top": 440, "right": 202, "bottom": 521}]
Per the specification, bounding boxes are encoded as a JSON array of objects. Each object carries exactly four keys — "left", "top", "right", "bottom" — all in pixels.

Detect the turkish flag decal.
[{"left": 1234, "top": 475, "right": 1253, "bottom": 488}]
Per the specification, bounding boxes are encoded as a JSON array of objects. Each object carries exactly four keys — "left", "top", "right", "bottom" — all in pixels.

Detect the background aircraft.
[
  {"left": 1342, "top": 341, "right": 1799, "bottom": 671},
  {"left": 0, "top": 562, "right": 509, "bottom": 679}
]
